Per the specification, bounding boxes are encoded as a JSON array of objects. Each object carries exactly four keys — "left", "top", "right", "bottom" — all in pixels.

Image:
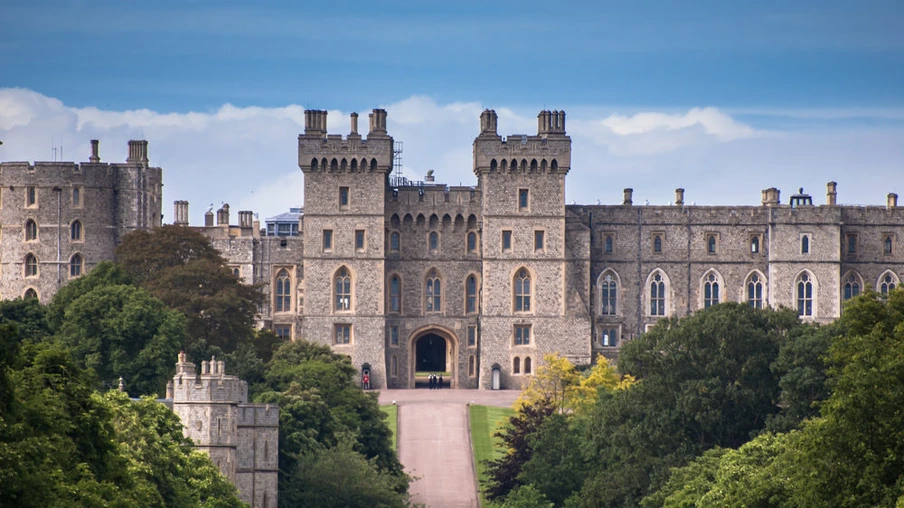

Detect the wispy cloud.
[{"left": 1, "top": 88, "right": 902, "bottom": 224}]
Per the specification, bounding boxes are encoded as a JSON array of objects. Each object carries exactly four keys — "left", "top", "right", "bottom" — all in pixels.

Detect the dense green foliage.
[
  {"left": 483, "top": 303, "right": 838, "bottom": 507},
  {"left": 254, "top": 340, "right": 409, "bottom": 507},
  {"left": 0, "top": 326, "right": 244, "bottom": 507},
  {"left": 115, "top": 225, "right": 261, "bottom": 355}
]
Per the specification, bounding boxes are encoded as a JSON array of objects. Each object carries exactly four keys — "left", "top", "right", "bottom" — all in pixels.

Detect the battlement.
[
  {"left": 169, "top": 352, "right": 249, "bottom": 404},
  {"left": 298, "top": 108, "right": 394, "bottom": 175},
  {"left": 236, "top": 404, "right": 279, "bottom": 427},
  {"left": 473, "top": 109, "right": 571, "bottom": 176}
]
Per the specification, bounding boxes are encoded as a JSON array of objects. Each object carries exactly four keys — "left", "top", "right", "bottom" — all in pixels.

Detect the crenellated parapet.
[
  {"left": 472, "top": 109, "right": 571, "bottom": 176},
  {"left": 298, "top": 108, "right": 394, "bottom": 175},
  {"left": 169, "top": 352, "right": 249, "bottom": 404}
]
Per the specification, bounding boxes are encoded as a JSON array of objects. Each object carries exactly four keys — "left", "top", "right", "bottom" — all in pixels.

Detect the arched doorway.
[{"left": 408, "top": 326, "right": 459, "bottom": 389}]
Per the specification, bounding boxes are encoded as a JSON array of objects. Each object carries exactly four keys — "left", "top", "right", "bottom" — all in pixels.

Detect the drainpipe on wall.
[{"left": 54, "top": 187, "right": 62, "bottom": 289}]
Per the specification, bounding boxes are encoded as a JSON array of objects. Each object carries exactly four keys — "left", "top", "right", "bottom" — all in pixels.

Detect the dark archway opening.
[{"left": 415, "top": 333, "right": 447, "bottom": 373}]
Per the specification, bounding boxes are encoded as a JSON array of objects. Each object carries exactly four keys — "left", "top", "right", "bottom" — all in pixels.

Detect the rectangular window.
[
  {"left": 518, "top": 189, "right": 529, "bottom": 210},
  {"left": 339, "top": 187, "right": 349, "bottom": 209},
  {"left": 514, "top": 325, "right": 531, "bottom": 346},
  {"left": 653, "top": 233, "right": 663, "bottom": 253},
  {"left": 847, "top": 234, "right": 858, "bottom": 254},
  {"left": 72, "top": 187, "right": 81, "bottom": 207},
  {"left": 390, "top": 325, "right": 399, "bottom": 346},
  {"left": 26, "top": 186, "right": 36, "bottom": 207},
  {"left": 706, "top": 233, "right": 718, "bottom": 254},
  {"left": 335, "top": 324, "right": 351, "bottom": 345},
  {"left": 604, "top": 234, "right": 614, "bottom": 254},
  {"left": 599, "top": 326, "right": 619, "bottom": 347},
  {"left": 468, "top": 325, "right": 477, "bottom": 347},
  {"left": 534, "top": 230, "right": 544, "bottom": 252},
  {"left": 884, "top": 234, "right": 894, "bottom": 255},
  {"left": 274, "top": 325, "right": 292, "bottom": 340},
  {"left": 322, "top": 229, "right": 333, "bottom": 251},
  {"left": 355, "top": 230, "right": 365, "bottom": 251},
  {"left": 502, "top": 230, "right": 512, "bottom": 252}
]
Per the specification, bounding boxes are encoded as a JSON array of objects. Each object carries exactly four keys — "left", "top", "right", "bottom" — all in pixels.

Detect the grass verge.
[
  {"left": 380, "top": 404, "right": 398, "bottom": 453},
  {"left": 469, "top": 404, "right": 515, "bottom": 506}
]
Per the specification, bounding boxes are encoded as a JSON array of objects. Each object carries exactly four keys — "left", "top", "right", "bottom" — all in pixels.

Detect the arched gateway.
[{"left": 408, "top": 326, "right": 459, "bottom": 389}]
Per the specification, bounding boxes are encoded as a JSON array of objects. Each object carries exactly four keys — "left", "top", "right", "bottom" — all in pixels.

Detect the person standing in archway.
[{"left": 438, "top": 374, "right": 443, "bottom": 389}]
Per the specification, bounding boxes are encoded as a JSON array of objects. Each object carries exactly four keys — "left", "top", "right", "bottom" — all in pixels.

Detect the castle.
[
  {"left": 166, "top": 353, "right": 278, "bottom": 508},
  {"left": 3, "top": 108, "right": 904, "bottom": 392}
]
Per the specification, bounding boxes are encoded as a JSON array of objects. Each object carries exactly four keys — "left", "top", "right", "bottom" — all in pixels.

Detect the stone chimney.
[
  {"left": 238, "top": 210, "right": 253, "bottom": 228},
  {"left": 89, "top": 139, "right": 100, "bottom": 163},
  {"left": 126, "top": 140, "right": 148, "bottom": 163},
  {"left": 173, "top": 200, "right": 189, "bottom": 226},
  {"left": 480, "top": 109, "right": 498, "bottom": 135},
  {"left": 888, "top": 193, "right": 898, "bottom": 209},
  {"left": 204, "top": 209, "right": 214, "bottom": 227},
  {"left": 761, "top": 187, "right": 781, "bottom": 207},
  {"left": 350, "top": 112, "right": 359, "bottom": 136},
  {"left": 675, "top": 188, "right": 685, "bottom": 206},
  {"left": 826, "top": 181, "right": 837, "bottom": 206},
  {"left": 623, "top": 188, "right": 633, "bottom": 206},
  {"left": 538, "top": 110, "right": 566, "bottom": 135},
  {"left": 304, "top": 110, "right": 328, "bottom": 136},
  {"left": 217, "top": 204, "right": 230, "bottom": 226},
  {"left": 368, "top": 108, "right": 388, "bottom": 136}
]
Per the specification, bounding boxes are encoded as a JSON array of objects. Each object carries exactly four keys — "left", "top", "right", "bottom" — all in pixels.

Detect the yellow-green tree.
[{"left": 515, "top": 353, "right": 632, "bottom": 413}]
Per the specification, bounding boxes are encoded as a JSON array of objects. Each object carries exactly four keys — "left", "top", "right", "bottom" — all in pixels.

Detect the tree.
[
  {"left": 0, "top": 297, "right": 50, "bottom": 343},
  {"left": 46, "top": 260, "right": 132, "bottom": 331},
  {"left": 579, "top": 303, "right": 805, "bottom": 506},
  {"left": 484, "top": 398, "right": 556, "bottom": 502},
  {"left": 55, "top": 284, "right": 185, "bottom": 396},
  {"left": 502, "top": 484, "right": 555, "bottom": 508},
  {"left": 518, "top": 413, "right": 588, "bottom": 506},
  {"left": 116, "top": 226, "right": 261, "bottom": 354}
]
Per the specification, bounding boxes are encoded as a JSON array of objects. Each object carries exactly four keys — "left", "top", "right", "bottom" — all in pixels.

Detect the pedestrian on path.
[{"left": 438, "top": 375, "right": 443, "bottom": 389}]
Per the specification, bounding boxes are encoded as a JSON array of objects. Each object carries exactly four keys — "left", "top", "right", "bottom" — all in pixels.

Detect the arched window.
[
  {"left": 334, "top": 267, "right": 351, "bottom": 311},
  {"left": 490, "top": 159, "right": 497, "bottom": 172},
  {"left": 389, "top": 275, "right": 401, "bottom": 313},
  {"left": 25, "top": 219, "right": 37, "bottom": 241},
  {"left": 69, "top": 253, "right": 83, "bottom": 277},
  {"left": 703, "top": 272, "right": 720, "bottom": 308},
  {"left": 390, "top": 231, "right": 400, "bottom": 252},
  {"left": 797, "top": 272, "right": 813, "bottom": 316},
  {"left": 24, "top": 253, "right": 37, "bottom": 277},
  {"left": 467, "top": 232, "right": 477, "bottom": 253},
  {"left": 604, "top": 235, "right": 613, "bottom": 254},
  {"left": 425, "top": 270, "right": 441, "bottom": 312},
  {"left": 524, "top": 357, "right": 532, "bottom": 375},
  {"left": 751, "top": 236, "right": 760, "bottom": 253},
  {"left": 468, "top": 355, "right": 475, "bottom": 377},
  {"left": 653, "top": 235, "right": 662, "bottom": 253},
  {"left": 879, "top": 272, "right": 897, "bottom": 295},
  {"left": 466, "top": 275, "right": 478, "bottom": 314},
  {"left": 884, "top": 236, "right": 894, "bottom": 255},
  {"left": 513, "top": 357, "right": 521, "bottom": 374},
  {"left": 600, "top": 272, "right": 617, "bottom": 315},
  {"left": 707, "top": 235, "right": 717, "bottom": 254},
  {"left": 275, "top": 269, "right": 292, "bottom": 312},
  {"left": 24, "top": 288, "right": 37, "bottom": 299},
  {"left": 843, "top": 273, "right": 861, "bottom": 301},
  {"left": 650, "top": 272, "right": 666, "bottom": 316},
  {"left": 428, "top": 231, "right": 439, "bottom": 251},
  {"left": 801, "top": 235, "right": 810, "bottom": 254},
  {"left": 310, "top": 158, "right": 319, "bottom": 171},
  {"left": 514, "top": 268, "right": 531, "bottom": 312},
  {"left": 747, "top": 273, "right": 764, "bottom": 309},
  {"left": 70, "top": 220, "right": 82, "bottom": 241},
  {"left": 600, "top": 327, "right": 618, "bottom": 347}
]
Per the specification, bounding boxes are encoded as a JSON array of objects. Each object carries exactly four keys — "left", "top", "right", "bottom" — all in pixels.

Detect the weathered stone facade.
[
  {"left": 167, "top": 353, "right": 278, "bottom": 508},
  {"left": 0, "top": 139, "right": 162, "bottom": 301}
]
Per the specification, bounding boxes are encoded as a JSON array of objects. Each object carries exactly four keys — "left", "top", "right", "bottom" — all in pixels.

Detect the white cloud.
[{"left": 1, "top": 88, "right": 902, "bottom": 226}]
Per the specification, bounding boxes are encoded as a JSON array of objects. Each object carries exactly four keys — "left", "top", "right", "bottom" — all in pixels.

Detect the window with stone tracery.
[
  {"left": 514, "top": 268, "right": 531, "bottom": 312},
  {"left": 334, "top": 267, "right": 351, "bottom": 311},
  {"left": 425, "top": 270, "right": 441, "bottom": 312}
]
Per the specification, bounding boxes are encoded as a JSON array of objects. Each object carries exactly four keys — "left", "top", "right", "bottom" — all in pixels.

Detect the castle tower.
[
  {"left": 472, "top": 110, "right": 591, "bottom": 388},
  {"left": 298, "top": 109, "right": 394, "bottom": 388}
]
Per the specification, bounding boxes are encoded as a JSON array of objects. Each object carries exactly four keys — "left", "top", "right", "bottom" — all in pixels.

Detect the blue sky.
[{"left": 1, "top": 0, "right": 903, "bottom": 222}]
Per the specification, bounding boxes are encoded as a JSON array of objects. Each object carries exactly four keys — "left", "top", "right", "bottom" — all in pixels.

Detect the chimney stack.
[
  {"left": 238, "top": 210, "right": 253, "bottom": 228},
  {"left": 350, "top": 112, "right": 359, "bottom": 136},
  {"left": 126, "top": 140, "right": 148, "bottom": 164},
  {"left": 368, "top": 108, "right": 387, "bottom": 136},
  {"left": 204, "top": 209, "right": 214, "bottom": 227},
  {"left": 826, "top": 181, "right": 837, "bottom": 206},
  {"left": 480, "top": 109, "right": 498, "bottom": 135},
  {"left": 217, "top": 204, "right": 230, "bottom": 226},
  {"left": 623, "top": 188, "right": 633, "bottom": 206},
  {"left": 304, "top": 110, "right": 328, "bottom": 136},
  {"left": 761, "top": 187, "right": 781, "bottom": 207},
  {"left": 888, "top": 193, "right": 898, "bottom": 209},
  {"left": 675, "top": 188, "right": 685, "bottom": 206},
  {"left": 173, "top": 200, "right": 189, "bottom": 226},
  {"left": 89, "top": 139, "right": 100, "bottom": 163}
]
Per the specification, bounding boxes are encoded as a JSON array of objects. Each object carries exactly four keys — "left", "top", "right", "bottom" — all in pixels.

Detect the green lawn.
[
  {"left": 469, "top": 404, "right": 515, "bottom": 506},
  {"left": 380, "top": 404, "right": 398, "bottom": 453}
]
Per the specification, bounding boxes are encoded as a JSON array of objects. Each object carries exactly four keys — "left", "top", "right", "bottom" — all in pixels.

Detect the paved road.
[{"left": 378, "top": 390, "right": 519, "bottom": 508}]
